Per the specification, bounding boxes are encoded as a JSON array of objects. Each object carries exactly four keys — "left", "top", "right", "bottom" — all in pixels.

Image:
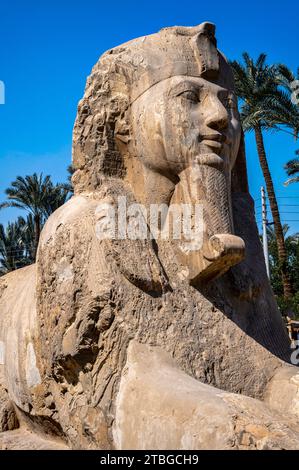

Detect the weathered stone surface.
[
  {"left": 0, "top": 22, "right": 299, "bottom": 449},
  {"left": 0, "top": 429, "right": 69, "bottom": 450},
  {"left": 113, "top": 341, "right": 299, "bottom": 450},
  {"left": 0, "top": 385, "right": 18, "bottom": 432}
]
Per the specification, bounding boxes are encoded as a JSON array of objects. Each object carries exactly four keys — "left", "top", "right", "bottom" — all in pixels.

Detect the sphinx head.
[
  {"left": 73, "top": 23, "right": 241, "bottom": 188},
  {"left": 73, "top": 22, "right": 245, "bottom": 283}
]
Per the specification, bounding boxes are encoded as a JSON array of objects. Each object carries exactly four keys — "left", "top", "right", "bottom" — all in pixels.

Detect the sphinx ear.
[
  {"left": 231, "top": 129, "right": 249, "bottom": 194},
  {"left": 115, "top": 116, "right": 131, "bottom": 144}
]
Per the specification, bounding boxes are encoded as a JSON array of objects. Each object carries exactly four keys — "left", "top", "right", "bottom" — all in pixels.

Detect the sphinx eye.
[{"left": 176, "top": 89, "right": 200, "bottom": 103}]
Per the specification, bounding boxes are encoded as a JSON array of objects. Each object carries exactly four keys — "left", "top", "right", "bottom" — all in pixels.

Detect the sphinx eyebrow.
[
  {"left": 169, "top": 81, "right": 203, "bottom": 96},
  {"left": 130, "top": 77, "right": 204, "bottom": 106}
]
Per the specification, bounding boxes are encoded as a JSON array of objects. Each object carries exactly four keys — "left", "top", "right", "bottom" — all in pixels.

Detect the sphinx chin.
[{"left": 195, "top": 152, "right": 226, "bottom": 169}]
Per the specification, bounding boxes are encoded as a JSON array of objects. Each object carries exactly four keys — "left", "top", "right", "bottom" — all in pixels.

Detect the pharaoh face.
[
  {"left": 130, "top": 75, "right": 241, "bottom": 181},
  {"left": 128, "top": 72, "right": 245, "bottom": 282}
]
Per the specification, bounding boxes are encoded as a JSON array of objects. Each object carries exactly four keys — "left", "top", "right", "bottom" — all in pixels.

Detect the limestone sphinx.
[{"left": 1, "top": 22, "right": 299, "bottom": 450}]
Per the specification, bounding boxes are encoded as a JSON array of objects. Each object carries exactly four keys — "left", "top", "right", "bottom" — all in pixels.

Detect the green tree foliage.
[
  {"left": 0, "top": 216, "right": 32, "bottom": 274},
  {"left": 266, "top": 225, "right": 299, "bottom": 317},
  {"left": 0, "top": 172, "right": 71, "bottom": 272},
  {"left": 284, "top": 150, "right": 299, "bottom": 186}
]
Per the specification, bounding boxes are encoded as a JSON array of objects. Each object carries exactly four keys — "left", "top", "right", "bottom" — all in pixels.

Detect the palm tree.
[
  {"left": 230, "top": 53, "right": 293, "bottom": 299},
  {"left": 0, "top": 173, "right": 51, "bottom": 259},
  {"left": 270, "top": 65, "right": 299, "bottom": 137},
  {"left": 0, "top": 173, "right": 70, "bottom": 260},
  {"left": 0, "top": 215, "right": 42, "bottom": 275},
  {"left": 276, "top": 65, "right": 299, "bottom": 106},
  {"left": 276, "top": 65, "right": 299, "bottom": 187},
  {"left": 285, "top": 151, "right": 299, "bottom": 186},
  {"left": 42, "top": 182, "right": 69, "bottom": 217},
  {"left": 266, "top": 224, "right": 299, "bottom": 316},
  {"left": 0, "top": 217, "right": 29, "bottom": 274}
]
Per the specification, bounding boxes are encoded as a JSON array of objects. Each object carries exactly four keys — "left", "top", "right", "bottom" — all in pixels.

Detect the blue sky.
[{"left": 0, "top": 0, "right": 299, "bottom": 233}]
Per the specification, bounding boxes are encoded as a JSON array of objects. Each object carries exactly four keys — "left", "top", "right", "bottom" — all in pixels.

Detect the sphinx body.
[{"left": 1, "top": 23, "right": 299, "bottom": 450}]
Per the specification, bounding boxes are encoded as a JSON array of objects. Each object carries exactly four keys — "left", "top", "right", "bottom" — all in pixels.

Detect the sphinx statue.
[{"left": 1, "top": 22, "right": 299, "bottom": 450}]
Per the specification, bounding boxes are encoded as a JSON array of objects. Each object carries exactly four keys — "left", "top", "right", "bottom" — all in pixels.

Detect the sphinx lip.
[
  {"left": 200, "top": 134, "right": 227, "bottom": 153},
  {"left": 200, "top": 134, "right": 227, "bottom": 143},
  {"left": 201, "top": 140, "right": 223, "bottom": 151}
]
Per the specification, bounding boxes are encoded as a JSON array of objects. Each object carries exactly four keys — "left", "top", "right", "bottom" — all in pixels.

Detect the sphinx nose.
[{"left": 204, "top": 97, "right": 229, "bottom": 131}]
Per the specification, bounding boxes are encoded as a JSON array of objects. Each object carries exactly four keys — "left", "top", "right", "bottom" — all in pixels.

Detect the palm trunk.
[
  {"left": 254, "top": 125, "right": 292, "bottom": 299},
  {"left": 33, "top": 213, "right": 41, "bottom": 261}
]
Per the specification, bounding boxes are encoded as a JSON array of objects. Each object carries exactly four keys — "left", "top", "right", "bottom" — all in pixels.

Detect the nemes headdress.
[{"left": 99, "top": 22, "right": 229, "bottom": 103}]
